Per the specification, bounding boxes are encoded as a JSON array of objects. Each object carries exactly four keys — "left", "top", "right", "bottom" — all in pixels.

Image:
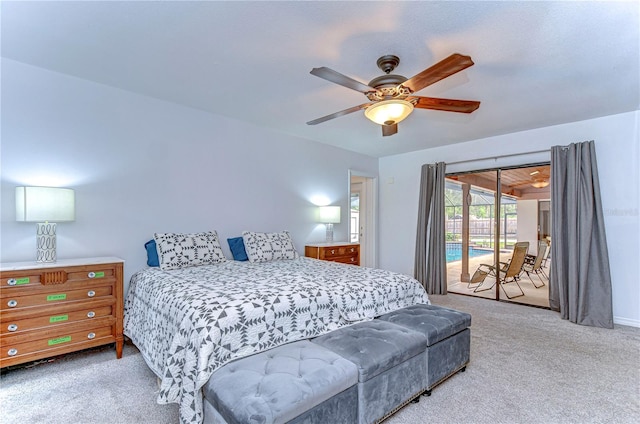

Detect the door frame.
[
  {"left": 445, "top": 162, "right": 551, "bottom": 307},
  {"left": 348, "top": 170, "right": 377, "bottom": 268}
]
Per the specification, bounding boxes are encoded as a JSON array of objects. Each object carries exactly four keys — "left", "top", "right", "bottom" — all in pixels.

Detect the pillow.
[
  {"left": 242, "top": 231, "right": 299, "bottom": 263},
  {"left": 227, "top": 237, "right": 248, "bottom": 261},
  {"left": 154, "top": 231, "right": 227, "bottom": 270},
  {"left": 144, "top": 239, "right": 160, "bottom": 267}
]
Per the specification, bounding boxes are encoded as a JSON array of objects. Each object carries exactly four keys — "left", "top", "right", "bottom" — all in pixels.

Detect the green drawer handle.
[
  {"left": 50, "top": 314, "right": 69, "bottom": 323},
  {"left": 48, "top": 336, "right": 71, "bottom": 346},
  {"left": 46, "top": 294, "right": 67, "bottom": 301},
  {"left": 7, "top": 277, "right": 30, "bottom": 286}
]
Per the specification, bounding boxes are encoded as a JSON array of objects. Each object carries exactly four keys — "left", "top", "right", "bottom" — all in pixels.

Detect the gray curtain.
[
  {"left": 550, "top": 140, "right": 613, "bottom": 328},
  {"left": 414, "top": 162, "right": 447, "bottom": 294}
]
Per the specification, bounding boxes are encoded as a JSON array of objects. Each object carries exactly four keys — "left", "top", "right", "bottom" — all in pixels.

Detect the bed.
[{"left": 123, "top": 231, "right": 429, "bottom": 423}]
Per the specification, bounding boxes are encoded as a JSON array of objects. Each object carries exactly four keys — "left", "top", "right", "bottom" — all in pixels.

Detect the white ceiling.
[{"left": 2, "top": 1, "right": 638, "bottom": 158}]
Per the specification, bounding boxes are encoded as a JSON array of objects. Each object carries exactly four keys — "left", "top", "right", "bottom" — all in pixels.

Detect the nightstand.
[
  {"left": 305, "top": 243, "right": 360, "bottom": 266},
  {"left": 0, "top": 257, "right": 124, "bottom": 368}
]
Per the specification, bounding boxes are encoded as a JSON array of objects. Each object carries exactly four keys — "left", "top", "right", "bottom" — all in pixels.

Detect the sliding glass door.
[
  {"left": 445, "top": 164, "right": 551, "bottom": 308},
  {"left": 445, "top": 174, "right": 500, "bottom": 300}
]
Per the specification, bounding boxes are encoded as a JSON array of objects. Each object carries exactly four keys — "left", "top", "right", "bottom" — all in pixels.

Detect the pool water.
[{"left": 446, "top": 243, "right": 493, "bottom": 263}]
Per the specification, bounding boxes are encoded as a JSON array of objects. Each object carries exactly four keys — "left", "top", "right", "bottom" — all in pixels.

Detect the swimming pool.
[{"left": 446, "top": 243, "right": 493, "bottom": 263}]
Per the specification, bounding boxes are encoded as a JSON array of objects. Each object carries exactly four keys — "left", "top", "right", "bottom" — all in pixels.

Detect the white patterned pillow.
[
  {"left": 154, "top": 231, "right": 227, "bottom": 270},
  {"left": 242, "top": 231, "right": 299, "bottom": 263}
]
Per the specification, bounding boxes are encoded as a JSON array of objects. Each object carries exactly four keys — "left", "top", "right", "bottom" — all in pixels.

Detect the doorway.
[
  {"left": 349, "top": 171, "right": 377, "bottom": 268},
  {"left": 445, "top": 164, "right": 551, "bottom": 308}
]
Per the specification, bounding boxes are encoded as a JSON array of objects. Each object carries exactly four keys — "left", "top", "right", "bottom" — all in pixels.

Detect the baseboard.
[{"left": 614, "top": 316, "right": 640, "bottom": 328}]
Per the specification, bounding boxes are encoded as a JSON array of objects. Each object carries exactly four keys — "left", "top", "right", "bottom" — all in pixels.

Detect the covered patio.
[
  {"left": 446, "top": 252, "right": 550, "bottom": 308},
  {"left": 444, "top": 173, "right": 550, "bottom": 308}
]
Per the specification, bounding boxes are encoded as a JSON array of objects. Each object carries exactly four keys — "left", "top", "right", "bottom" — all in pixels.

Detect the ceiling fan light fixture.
[
  {"left": 364, "top": 100, "right": 414, "bottom": 126},
  {"left": 531, "top": 178, "right": 550, "bottom": 188}
]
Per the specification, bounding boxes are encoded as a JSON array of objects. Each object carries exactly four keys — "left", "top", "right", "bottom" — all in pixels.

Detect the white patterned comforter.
[{"left": 123, "top": 257, "right": 429, "bottom": 423}]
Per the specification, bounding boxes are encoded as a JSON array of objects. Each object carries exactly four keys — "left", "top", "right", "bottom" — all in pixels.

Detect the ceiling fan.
[
  {"left": 509, "top": 168, "right": 551, "bottom": 189},
  {"left": 528, "top": 169, "right": 550, "bottom": 188},
  {"left": 307, "top": 53, "right": 480, "bottom": 136}
]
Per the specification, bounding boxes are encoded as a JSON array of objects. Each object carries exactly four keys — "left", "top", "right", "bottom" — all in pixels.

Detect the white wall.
[
  {"left": 517, "top": 199, "right": 539, "bottom": 255},
  {"left": 3, "top": 59, "right": 638, "bottom": 326},
  {"left": 379, "top": 111, "right": 640, "bottom": 326},
  {"left": 0, "top": 60, "right": 379, "bottom": 291}
]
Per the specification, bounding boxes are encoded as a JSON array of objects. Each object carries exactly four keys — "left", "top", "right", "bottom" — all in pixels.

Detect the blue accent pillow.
[
  {"left": 227, "top": 237, "right": 248, "bottom": 261},
  {"left": 145, "top": 239, "right": 160, "bottom": 267}
]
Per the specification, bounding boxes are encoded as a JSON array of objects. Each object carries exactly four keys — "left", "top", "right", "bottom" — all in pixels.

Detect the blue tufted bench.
[
  {"left": 377, "top": 304, "right": 471, "bottom": 396},
  {"left": 311, "top": 320, "right": 428, "bottom": 424},
  {"left": 202, "top": 340, "right": 359, "bottom": 424}
]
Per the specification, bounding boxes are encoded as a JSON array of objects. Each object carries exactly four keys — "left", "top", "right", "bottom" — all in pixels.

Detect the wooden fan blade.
[
  {"left": 402, "top": 53, "right": 474, "bottom": 93},
  {"left": 382, "top": 123, "right": 398, "bottom": 137},
  {"left": 410, "top": 96, "right": 480, "bottom": 113},
  {"left": 307, "top": 103, "right": 372, "bottom": 125},
  {"left": 310, "top": 67, "right": 374, "bottom": 94}
]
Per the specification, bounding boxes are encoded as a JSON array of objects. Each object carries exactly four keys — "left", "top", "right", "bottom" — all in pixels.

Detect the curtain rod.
[{"left": 446, "top": 149, "right": 550, "bottom": 166}]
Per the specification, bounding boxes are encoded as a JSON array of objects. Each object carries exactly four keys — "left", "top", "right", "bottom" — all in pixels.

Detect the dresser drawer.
[
  {"left": 1, "top": 305, "right": 113, "bottom": 335},
  {"left": 2, "top": 265, "right": 116, "bottom": 289},
  {"left": 305, "top": 244, "right": 360, "bottom": 266},
  {"left": 323, "top": 245, "right": 359, "bottom": 259},
  {"left": 2, "top": 272, "right": 42, "bottom": 288},
  {"left": 1, "top": 315, "right": 115, "bottom": 344},
  {"left": 66, "top": 266, "right": 117, "bottom": 284},
  {"left": 0, "top": 325, "right": 115, "bottom": 366},
  {"left": 1, "top": 285, "right": 113, "bottom": 311},
  {"left": 331, "top": 255, "right": 359, "bottom": 265}
]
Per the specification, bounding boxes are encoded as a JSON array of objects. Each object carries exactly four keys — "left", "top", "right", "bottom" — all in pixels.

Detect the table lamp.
[
  {"left": 16, "top": 186, "right": 75, "bottom": 262},
  {"left": 318, "top": 205, "right": 340, "bottom": 243}
]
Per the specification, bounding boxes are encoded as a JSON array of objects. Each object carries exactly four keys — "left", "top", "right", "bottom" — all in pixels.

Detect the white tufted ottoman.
[{"left": 202, "top": 340, "right": 359, "bottom": 424}]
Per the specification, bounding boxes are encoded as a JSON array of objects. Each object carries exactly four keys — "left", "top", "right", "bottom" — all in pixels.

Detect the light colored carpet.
[
  {"left": 387, "top": 295, "right": 640, "bottom": 424},
  {"left": 0, "top": 343, "right": 179, "bottom": 423},
  {"left": 1, "top": 294, "right": 639, "bottom": 424}
]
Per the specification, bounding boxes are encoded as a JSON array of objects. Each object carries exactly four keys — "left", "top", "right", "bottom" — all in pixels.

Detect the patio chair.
[
  {"left": 541, "top": 239, "right": 551, "bottom": 268},
  {"left": 523, "top": 240, "right": 548, "bottom": 288},
  {"left": 469, "top": 241, "right": 529, "bottom": 299}
]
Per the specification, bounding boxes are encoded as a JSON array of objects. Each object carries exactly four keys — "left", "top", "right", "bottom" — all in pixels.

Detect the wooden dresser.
[
  {"left": 305, "top": 243, "right": 360, "bottom": 266},
  {"left": 0, "top": 257, "right": 124, "bottom": 368}
]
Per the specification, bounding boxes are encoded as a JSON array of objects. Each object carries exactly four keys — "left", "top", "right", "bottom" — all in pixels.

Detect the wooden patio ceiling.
[{"left": 447, "top": 165, "right": 551, "bottom": 198}]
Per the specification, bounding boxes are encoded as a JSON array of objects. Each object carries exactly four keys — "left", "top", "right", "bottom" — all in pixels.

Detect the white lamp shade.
[
  {"left": 16, "top": 186, "right": 75, "bottom": 222},
  {"left": 318, "top": 206, "right": 341, "bottom": 224},
  {"left": 364, "top": 100, "right": 414, "bottom": 125}
]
